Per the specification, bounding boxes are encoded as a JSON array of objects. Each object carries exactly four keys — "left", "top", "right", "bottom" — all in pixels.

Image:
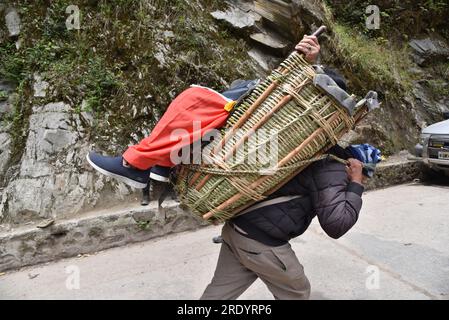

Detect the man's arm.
[{"left": 311, "top": 159, "right": 364, "bottom": 239}]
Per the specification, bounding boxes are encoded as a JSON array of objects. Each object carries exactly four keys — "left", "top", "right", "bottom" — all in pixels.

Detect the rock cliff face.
[
  {"left": 211, "top": 0, "right": 449, "bottom": 152},
  {"left": 0, "top": 0, "right": 259, "bottom": 228},
  {"left": 0, "top": 0, "right": 448, "bottom": 230},
  {"left": 1, "top": 102, "right": 123, "bottom": 225}
]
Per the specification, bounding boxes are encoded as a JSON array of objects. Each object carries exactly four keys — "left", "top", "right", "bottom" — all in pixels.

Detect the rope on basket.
[
  {"left": 201, "top": 153, "right": 267, "bottom": 201},
  {"left": 187, "top": 154, "right": 349, "bottom": 176},
  {"left": 309, "top": 110, "right": 339, "bottom": 145}
]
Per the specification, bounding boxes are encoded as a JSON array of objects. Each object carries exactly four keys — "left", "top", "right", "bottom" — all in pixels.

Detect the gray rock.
[
  {"left": 21, "top": 102, "right": 76, "bottom": 170},
  {"left": 412, "top": 81, "right": 446, "bottom": 122},
  {"left": 0, "top": 101, "right": 12, "bottom": 115},
  {"left": 230, "top": 0, "right": 257, "bottom": 12},
  {"left": 248, "top": 48, "right": 269, "bottom": 71},
  {"left": 436, "top": 101, "right": 449, "bottom": 114},
  {"left": 0, "top": 80, "right": 15, "bottom": 115},
  {"left": 1, "top": 99, "right": 138, "bottom": 225},
  {"left": 364, "top": 151, "right": 420, "bottom": 191},
  {"left": 250, "top": 32, "right": 289, "bottom": 50},
  {"left": 0, "top": 132, "right": 11, "bottom": 176},
  {"left": 248, "top": 47, "right": 279, "bottom": 73},
  {"left": 3, "top": 178, "right": 55, "bottom": 223},
  {"left": 211, "top": 6, "right": 261, "bottom": 29},
  {"left": 3, "top": 103, "right": 80, "bottom": 221},
  {"left": 80, "top": 111, "right": 94, "bottom": 127},
  {"left": 340, "top": 130, "right": 362, "bottom": 146},
  {"left": 154, "top": 43, "right": 169, "bottom": 68},
  {"left": 409, "top": 38, "right": 449, "bottom": 66},
  {"left": 15, "top": 38, "right": 21, "bottom": 50},
  {"left": 34, "top": 101, "right": 71, "bottom": 113},
  {"left": 253, "top": 0, "right": 292, "bottom": 36},
  {"left": 43, "top": 129, "right": 76, "bottom": 154},
  {"left": 5, "top": 8, "right": 21, "bottom": 37},
  {"left": 291, "top": 0, "right": 326, "bottom": 33}
]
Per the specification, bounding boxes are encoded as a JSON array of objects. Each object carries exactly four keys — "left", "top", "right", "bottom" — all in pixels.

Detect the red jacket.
[{"left": 123, "top": 86, "right": 232, "bottom": 169}]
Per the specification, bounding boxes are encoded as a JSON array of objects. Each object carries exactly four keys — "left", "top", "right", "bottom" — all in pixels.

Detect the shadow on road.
[{"left": 418, "top": 172, "right": 449, "bottom": 187}]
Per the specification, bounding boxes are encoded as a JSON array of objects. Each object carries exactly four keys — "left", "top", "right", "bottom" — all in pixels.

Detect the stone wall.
[{"left": 0, "top": 200, "right": 205, "bottom": 272}]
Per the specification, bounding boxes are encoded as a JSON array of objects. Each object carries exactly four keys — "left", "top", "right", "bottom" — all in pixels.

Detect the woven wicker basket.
[{"left": 175, "top": 51, "right": 377, "bottom": 223}]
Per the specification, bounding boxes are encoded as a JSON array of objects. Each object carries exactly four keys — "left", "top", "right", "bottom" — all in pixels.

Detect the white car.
[{"left": 415, "top": 113, "right": 449, "bottom": 175}]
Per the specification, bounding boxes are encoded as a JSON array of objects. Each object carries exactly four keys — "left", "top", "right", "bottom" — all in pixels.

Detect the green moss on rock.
[{"left": 1, "top": 0, "right": 257, "bottom": 160}]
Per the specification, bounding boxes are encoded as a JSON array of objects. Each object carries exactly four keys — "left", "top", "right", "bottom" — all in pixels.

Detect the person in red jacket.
[{"left": 86, "top": 84, "right": 234, "bottom": 188}]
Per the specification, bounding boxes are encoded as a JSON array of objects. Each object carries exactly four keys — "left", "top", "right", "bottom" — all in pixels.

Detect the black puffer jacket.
[{"left": 231, "top": 146, "right": 364, "bottom": 246}]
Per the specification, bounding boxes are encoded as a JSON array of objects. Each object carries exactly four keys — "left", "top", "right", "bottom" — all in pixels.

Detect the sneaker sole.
[
  {"left": 86, "top": 154, "right": 148, "bottom": 189},
  {"left": 149, "top": 172, "right": 170, "bottom": 183}
]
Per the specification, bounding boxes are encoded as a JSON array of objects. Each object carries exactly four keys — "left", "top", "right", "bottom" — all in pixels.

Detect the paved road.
[{"left": 1, "top": 182, "right": 448, "bottom": 300}]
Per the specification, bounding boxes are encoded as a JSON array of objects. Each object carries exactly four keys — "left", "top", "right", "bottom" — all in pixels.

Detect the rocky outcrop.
[
  {"left": 409, "top": 37, "right": 449, "bottom": 66},
  {"left": 0, "top": 79, "right": 13, "bottom": 183},
  {"left": 0, "top": 131, "right": 11, "bottom": 182},
  {"left": 4, "top": 8, "right": 21, "bottom": 37},
  {"left": 0, "top": 1, "right": 259, "bottom": 229},
  {"left": 211, "top": 5, "right": 261, "bottom": 29},
  {"left": 0, "top": 101, "right": 134, "bottom": 225},
  {"left": 0, "top": 79, "right": 14, "bottom": 116},
  {"left": 220, "top": 0, "right": 449, "bottom": 152},
  {"left": 211, "top": 0, "right": 326, "bottom": 73}
]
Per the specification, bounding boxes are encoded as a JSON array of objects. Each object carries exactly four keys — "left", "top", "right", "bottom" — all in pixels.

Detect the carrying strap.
[
  {"left": 189, "top": 154, "right": 349, "bottom": 176},
  {"left": 234, "top": 195, "right": 304, "bottom": 218}
]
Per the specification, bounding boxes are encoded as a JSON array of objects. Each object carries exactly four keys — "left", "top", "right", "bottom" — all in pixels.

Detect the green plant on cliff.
[
  {"left": 331, "top": 24, "right": 413, "bottom": 94},
  {"left": 324, "top": 0, "right": 449, "bottom": 100},
  {"left": 320, "top": 1, "right": 416, "bottom": 95},
  {"left": 0, "top": 0, "right": 256, "bottom": 172},
  {"left": 325, "top": 0, "right": 449, "bottom": 40},
  {"left": 320, "top": 1, "right": 428, "bottom": 155},
  {"left": 426, "top": 78, "right": 449, "bottom": 97}
]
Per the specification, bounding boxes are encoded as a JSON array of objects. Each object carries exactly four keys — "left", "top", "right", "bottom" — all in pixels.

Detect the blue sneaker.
[
  {"left": 221, "top": 79, "right": 260, "bottom": 101},
  {"left": 150, "top": 165, "right": 171, "bottom": 183},
  {"left": 86, "top": 152, "right": 151, "bottom": 189}
]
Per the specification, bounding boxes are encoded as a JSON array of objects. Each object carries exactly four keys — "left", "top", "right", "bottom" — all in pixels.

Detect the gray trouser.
[{"left": 201, "top": 223, "right": 311, "bottom": 300}]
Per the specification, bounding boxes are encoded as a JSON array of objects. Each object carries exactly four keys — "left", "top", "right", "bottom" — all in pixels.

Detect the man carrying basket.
[
  {"left": 86, "top": 30, "right": 381, "bottom": 300},
  {"left": 200, "top": 35, "right": 381, "bottom": 300}
]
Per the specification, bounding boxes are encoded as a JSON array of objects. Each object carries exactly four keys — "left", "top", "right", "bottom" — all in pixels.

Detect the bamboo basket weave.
[{"left": 175, "top": 50, "right": 374, "bottom": 223}]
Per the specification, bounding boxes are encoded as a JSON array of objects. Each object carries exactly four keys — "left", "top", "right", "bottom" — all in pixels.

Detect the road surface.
[{"left": 1, "top": 182, "right": 448, "bottom": 300}]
